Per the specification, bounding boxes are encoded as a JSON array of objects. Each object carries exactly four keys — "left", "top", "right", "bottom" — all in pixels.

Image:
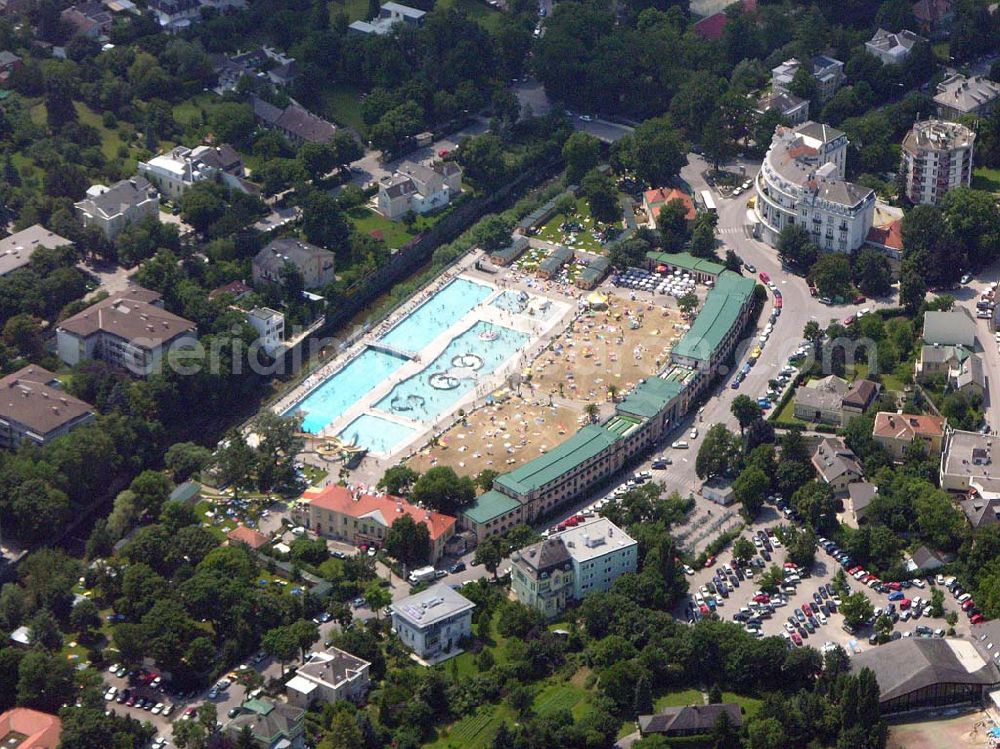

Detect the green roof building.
[
  {"left": 616, "top": 377, "right": 684, "bottom": 421},
  {"left": 459, "top": 490, "right": 525, "bottom": 540},
  {"left": 495, "top": 424, "right": 624, "bottom": 519},
  {"left": 537, "top": 246, "right": 574, "bottom": 279},
  {"left": 670, "top": 271, "right": 756, "bottom": 373},
  {"left": 226, "top": 698, "right": 305, "bottom": 749},
  {"left": 646, "top": 251, "right": 725, "bottom": 282},
  {"left": 487, "top": 236, "right": 529, "bottom": 266},
  {"left": 575, "top": 256, "right": 610, "bottom": 289}
]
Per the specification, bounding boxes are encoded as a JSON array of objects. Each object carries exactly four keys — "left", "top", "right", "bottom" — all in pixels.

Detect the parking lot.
[{"left": 672, "top": 503, "right": 973, "bottom": 656}]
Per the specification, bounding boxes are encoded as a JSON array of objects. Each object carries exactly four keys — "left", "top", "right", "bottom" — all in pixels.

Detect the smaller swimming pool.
[{"left": 337, "top": 414, "right": 419, "bottom": 455}]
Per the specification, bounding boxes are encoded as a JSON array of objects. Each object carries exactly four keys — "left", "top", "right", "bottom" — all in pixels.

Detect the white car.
[
  {"left": 817, "top": 613, "right": 828, "bottom": 625},
  {"left": 689, "top": 428, "right": 699, "bottom": 439},
  {"left": 911, "top": 579, "right": 926, "bottom": 588},
  {"left": 961, "top": 273, "right": 972, "bottom": 284},
  {"left": 683, "top": 565, "right": 694, "bottom": 576},
  {"left": 151, "top": 703, "right": 164, "bottom": 715}
]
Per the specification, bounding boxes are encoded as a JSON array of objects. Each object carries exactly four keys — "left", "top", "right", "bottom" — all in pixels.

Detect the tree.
[
  {"left": 289, "top": 619, "right": 320, "bottom": 661},
  {"left": 302, "top": 191, "right": 350, "bottom": 248},
  {"left": 840, "top": 590, "right": 875, "bottom": 628},
  {"left": 677, "top": 291, "right": 698, "bottom": 315},
  {"left": 384, "top": 515, "right": 431, "bottom": 570},
  {"left": 733, "top": 467, "right": 768, "bottom": 519},
  {"left": 215, "top": 430, "right": 257, "bottom": 498},
  {"left": 690, "top": 221, "right": 717, "bottom": 259},
  {"left": 562, "top": 131, "right": 601, "bottom": 184},
  {"left": 785, "top": 525, "right": 817, "bottom": 569},
  {"left": 476, "top": 469, "right": 500, "bottom": 492},
  {"left": 298, "top": 142, "right": 338, "bottom": 181},
  {"left": 810, "top": 253, "right": 851, "bottom": 298},
  {"left": 788, "top": 67, "right": 817, "bottom": 102},
  {"left": 803, "top": 320, "right": 824, "bottom": 358},
  {"left": 853, "top": 248, "right": 892, "bottom": 297},
  {"left": 695, "top": 424, "right": 742, "bottom": 479},
  {"left": 458, "top": 133, "right": 509, "bottom": 192},
  {"left": 940, "top": 187, "right": 1000, "bottom": 270},
  {"left": 364, "top": 581, "right": 391, "bottom": 619},
  {"left": 16, "top": 651, "right": 75, "bottom": 713},
  {"left": 776, "top": 225, "right": 818, "bottom": 272},
  {"left": 748, "top": 716, "right": 787, "bottom": 749},
  {"left": 472, "top": 215, "right": 513, "bottom": 254},
  {"left": 473, "top": 535, "right": 503, "bottom": 579},
  {"left": 580, "top": 168, "right": 620, "bottom": 224},
  {"left": 701, "top": 114, "right": 735, "bottom": 171},
  {"left": 899, "top": 263, "right": 927, "bottom": 315},
  {"left": 129, "top": 470, "right": 173, "bottom": 517},
  {"left": 930, "top": 587, "right": 945, "bottom": 617},
  {"left": 209, "top": 103, "right": 256, "bottom": 147},
  {"left": 319, "top": 711, "right": 365, "bottom": 749},
  {"left": 757, "top": 565, "right": 786, "bottom": 594},
  {"left": 656, "top": 199, "right": 690, "bottom": 252},
  {"left": 70, "top": 599, "right": 100, "bottom": 639},
  {"left": 164, "top": 442, "right": 212, "bottom": 481},
  {"left": 27, "top": 608, "right": 62, "bottom": 651},
  {"left": 3, "top": 314, "right": 44, "bottom": 359},
  {"left": 731, "top": 395, "right": 762, "bottom": 436},
  {"left": 617, "top": 117, "right": 687, "bottom": 186},
  {"left": 411, "top": 467, "right": 475, "bottom": 515},
  {"left": 261, "top": 625, "right": 298, "bottom": 675},
  {"left": 791, "top": 481, "right": 837, "bottom": 533},
  {"left": 172, "top": 716, "right": 207, "bottom": 749},
  {"left": 732, "top": 537, "right": 756, "bottom": 565}
]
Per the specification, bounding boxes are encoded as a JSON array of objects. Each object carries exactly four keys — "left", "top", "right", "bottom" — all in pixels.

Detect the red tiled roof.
[
  {"left": 643, "top": 188, "right": 696, "bottom": 221},
  {"left": 0, "top": 708, "right": 62, "bottom": 749},
  {"left": 692, "top": 0, "right": 757, "bottom": 40},
  {"left": 227, "top": 525, "right": 270, "bottom": 550},
  {"left": 866, "top": 219, "right": 903, "bottom": 251},
  {"left": 873, "top": 411, "right": 945, "bottom": 440},
  {"left": 303, "top": 485, "right": 456, "bottom": 541},
  {"left": 208, "top": 279, "right": 252, "bottom": 301}
]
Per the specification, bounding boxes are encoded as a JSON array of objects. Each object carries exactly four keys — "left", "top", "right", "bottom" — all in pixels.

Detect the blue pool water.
[
  {"left": 380, "top": 278, "right": 492, "bottom": 352},
  {"left": 337, "top": 414, "right": 418, "bottom": 455},
  {"left": 375, "top": 321, "right": 529, "bottom": 422},
  {"left": 287, "top": 348, "right": 407, "bottom": 433}
]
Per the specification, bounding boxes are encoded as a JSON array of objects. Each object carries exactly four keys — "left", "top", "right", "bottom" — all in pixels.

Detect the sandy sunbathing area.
[{"left": 405, "top": 289, "right": 687, "bottom": 478}]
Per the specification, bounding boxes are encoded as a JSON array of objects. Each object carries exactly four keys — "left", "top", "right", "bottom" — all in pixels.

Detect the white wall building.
[
  {"left": 865, "top": 28, "right": 926, "bottom": 65},
  {"left": 390, "top": 584, "right": 475, "bottom": 661},
  {"left": 772, "top": 56, "right": 844, "bottom": 103},
  {"left": 900, "top": 119, "right": 975, "bottom": 206},
  {"left": 753, "top": 121, "right": 875, "bottom": 253},
  {"left": 137, "top": 146, "right": 218, "bottom": 201},
  {"left": 510, "top": 518, "right": 638, "bottom": 617},
  {"left": 285, "top": 647, "right": 370, "bottom": 709},
  {"left": 246, "top": 307, "right": 284, "bottom": 357},
  {"left": 74, "top": 177, "right": 160, "bottom": 240}
]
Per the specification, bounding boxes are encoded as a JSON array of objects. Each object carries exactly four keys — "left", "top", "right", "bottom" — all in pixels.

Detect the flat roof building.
[
  {"left": 940, "top": 428, "right": 1000, "bottom": 497},
  {"left": 390, "top": 583, "right": 475, "bottom": 662},
  {"left": 901, "top": 119, "right": 975, "bottom": 206},
  {"left": 0, "top": 225, "right": 71, "bottom": 277}
]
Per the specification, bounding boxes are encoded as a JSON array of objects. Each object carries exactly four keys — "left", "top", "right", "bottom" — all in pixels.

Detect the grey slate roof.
[{"left": 639, "top": 704, "right": 743, "bottom": 735}]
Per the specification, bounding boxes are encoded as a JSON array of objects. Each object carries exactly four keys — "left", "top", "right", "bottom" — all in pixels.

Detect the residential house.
[
  {"left": 692, "top": 0, "right": 757, "bottom": 41},
  {"left": 923, "top": 308, "right": 976, "bottom": 347},
  {"left": 934, "top": 74, "right": 1000, "bottom": 120},
  {"left": 772, "top": 56, "right": 845, "bottom": 103},
  {"left": 0, "top": 0, "right": 33, "bottom": 17},
  {"left": 0, "top": 365, "right": 95, "bottom": 450},
  {"left": 901, "top": 119, "right": 975, "bottom": 205},
  {"left": 642, "top": 187, "right": 696, "bottom": 228},
  {"left": 811, "top": 437, "right": 865, "bottom": 494},
  {"left": 754, "top": 91, "right": 810, "bottom": 125},
  {"left": 297, "top": 484, "right": 456, "bottom": 562},
  {"left": 55, "top": 287, "right": 198, "bottom": 377},
  {"left": 793, "top": 375, "right": 848, "bottom": 424},
  {"left": 138, "top": 146, "right": 218, "bottom": 201},
  {"left": 75, "top": 177, "right": 160, "bottom": 240},
  {"left": 0, "top": 50, "right": 21, "bottom": 85},
  {"left": 348, "top": 1, "right": 426, "bottom": 34},
  {"left": 962, "top": 495, "right": 1000, "bottom": 530},
  {"left": 913, "top": 0, "right": 953, "bottom": 37},
  {"left": 865, "top": 28, "right": 926, "bottom": 65},
  {"left": 917, "top": 344, "right": 973, "bottom": 382},
  {"left": 285, "top": 647, "right": 371, "bottom": 708},
  {"left": 510, "top": 517, "right": 638, "bottom": 618},
  {"left": 208, "top": 279, "right": 252, "bottom": 302},
  {"left": 253, "top": 238, "right": 335, "bottom": 290},
  {"left": 0, "top": 708, "right": 62, "bottom": 748},
  {"left": 377, "top": 161, "right": 463, "bottom": 220},
  {"left": 0, "top": 225, "right": 72, "bottom": 277},
  {"left": 846, "top": 482, "right": 877, "bottom": 526},
  {"left": 842, "top": 379, "right": 880, "bottom": 420},
  {"left": 638, "top": 704, "right": 743, "bottom": 739},
  {"left": 940, "top": 428, "right": 1000, "bottom": 495},
  {"left": 149, "top": 0, "right": 201, "bottom": 32},
  {"left": 251, "top": 96, "right": 337, "bottom": 146},
  {"left": 872, "top": 411, "right": 946, "bottom": 462},
  {"left": 60, "top": 2, "right": 113, "bottom": 37},
  {"left": 225, "top": 698, "right": 305, "bottom": 749},
  {"left": 906, "top": 545, "right": 947, "bottom": 573},
  {"left": 753, "top": 122, "right": 875, "bottom": 253},
  {"left": 865, "top": 217, "right": 904, "bottom": 266},
  {"left": 213, "top": 47, "right": 297, "bottom": 93},
  {"left": 246, "top": 307, "right": 285, "bottom": 357},
  {"left": 190, "top": 144, "right": 258, "bottom": 194},
  {"left": 226, "top": 525, "right": 269, "bottom": 550},
  {"left": 390, "top": 583, "right": 475, "bottom": 661},
  {"left": 951, "top": 353, "right": 985, "bottom": 397}
]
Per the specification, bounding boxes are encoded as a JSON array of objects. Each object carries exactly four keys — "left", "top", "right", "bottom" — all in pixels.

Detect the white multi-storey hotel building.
[
  {"left": 900, "top": 119, "right": 975, "bottom": 206},
  {"left": 754, "top": 121, "right": 875, "bottom": 253}
]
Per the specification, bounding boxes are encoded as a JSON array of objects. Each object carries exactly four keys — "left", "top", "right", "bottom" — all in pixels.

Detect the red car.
[
  {"left": 848, "top": 566, "right": 861, "bottom": 574},
  {"left": 809, "top": 286, "right": 818, "bottom": 296},
  {"left": 699, "top": 604, "right": 709, "bottom": 616},
  {"left": 962, "top": 599, "right": 976, "bottom": 611},
  {"left": 853, "top": 294, "right": 866, "bottom": 304},
  {"left": 899, "top": 598, "right": 911, "bottom": 610},
  {"left": 564, "top": 517, "right": 579, "bottom": 527},
  {"left": 753, "top": 594, "right": 770, "bottom": 603},
  {"left": 802, "top": 603, "right": 812, "bottom": 615},
  {"left": 759, "top": 272, "right": 770, "bottom": 283},
  {"left": 887, "top": 582, "right": 901, "bottom": 591},
  {"left": 791, "top": 632, "right": 803, "bottom": 646},
  {"left": 704, "top": 555, "right": 716, "bottom": 568},
  {"left": 972, "top": 614, "right": 986, "bottom": 624},
  {"left": 438, "top": 149, "right": 450, "bottom": 157},
  {"left": 774, "top": 297, "right": 783, "bottom": 309},
  {"left": 843, "top": 315, "right": 856, "bottom": 326}
]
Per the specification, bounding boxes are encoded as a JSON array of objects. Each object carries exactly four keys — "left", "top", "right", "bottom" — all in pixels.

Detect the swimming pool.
[
  {"left": 380, "top": 277, "right": 492, "bottom": 352},
  {"left": 286, "top": 348, "right": 408, "bottom": 433},
  {"left": 375, "top": 321, "right": 529, "bottom": 422},
  {"left": 337, "top": 413, "right": 419, "bottom": 455}
]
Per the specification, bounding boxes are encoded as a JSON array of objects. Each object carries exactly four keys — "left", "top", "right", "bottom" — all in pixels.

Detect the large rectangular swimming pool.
[
  {"left": 375, "top": 321, "right": 529, "bottom": 423},
  {"left": 380, "top": 277, "right": 492, "bottom": 352},
  {"left": 337, "top": 413, "right": 419, "bottom": 455},
  {"left": 286, "top": 348, "right": 408, "bottom": 433}
]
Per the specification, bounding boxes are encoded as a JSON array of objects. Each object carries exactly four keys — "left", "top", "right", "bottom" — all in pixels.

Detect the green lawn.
[
  {"left": 721, "top": 692, "right": 762, "bottom": 720},
  {"left": 535, "top": 196, "right": 609, "bottom": 253},
  {"left": 932, "top": 41, "right": 950, "bottom": 62},
  {"left": 845, "top": 362, "right": 906, "bottom": 393},
  {"left": 319, "top": 83, "right": 367, "bottom": 133},
  {"left": 771, "top": 395, "right": 804, "bottom": 425},
  {"left": 74, "top": 102, "right": 131, "bottom": 163},
  {"left": 437, "top": 0, "right": 504, "bottom": 31},
  {"left": 534, "top": 683, "right": 591, "bottom": 718},
  {"left": 426, "top": 704, "right": 515, "bottom": 749},
  {"left": 347, "top": 206, "right": 420, "bottom": 248},
  {"left": 653, "top": 688, "right": 705, "bottom": 711},
  {"left": 330, "top": 0, "right": 370, "bottom": 22},
  {"left": 972, "top": 167, "right": 1000, "bottom": 194},
  {"left": 172, "top": 92, "right": 229, "bottom": 134}
]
